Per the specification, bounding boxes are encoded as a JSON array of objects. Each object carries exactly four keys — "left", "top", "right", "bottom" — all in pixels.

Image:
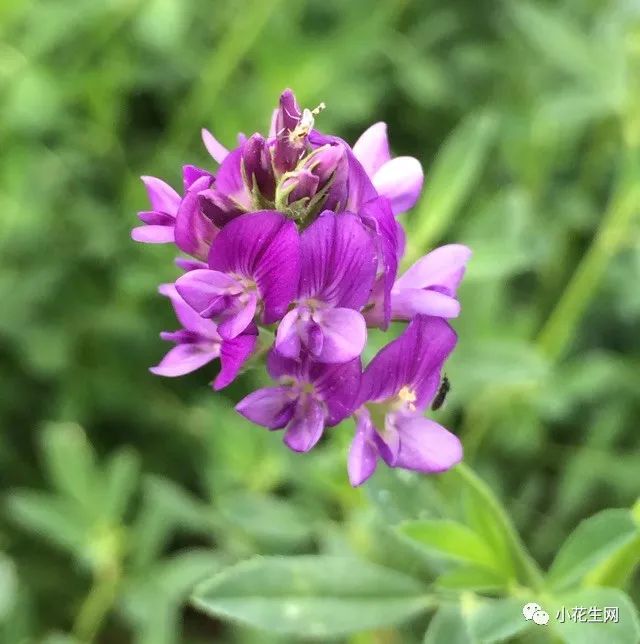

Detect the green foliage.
[
  {"left": 2, "top": 0, "right": 640, "bottom": 643},
  {"left": 193, "top": 556, "right": 431, "bottom": 637}
]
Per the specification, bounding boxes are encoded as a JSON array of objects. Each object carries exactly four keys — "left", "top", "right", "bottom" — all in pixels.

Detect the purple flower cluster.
[{"left": 133, "top": 89, "right": 471, "bottom": 486}]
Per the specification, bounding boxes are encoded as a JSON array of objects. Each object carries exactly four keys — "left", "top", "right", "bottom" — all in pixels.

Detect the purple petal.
[
  {"left": 299, "top": 212, "right": 377, "bottom": 309},
  {"left": 266, "top": 348, "right": 301, "bottom": 381},
  {"left": 158, "top": 283, "right": 218, "bottom": 338},
  {"left": 372, "top": 157, "right": 424, "bottom": 216},
  {"left": 174, "top": 185, "right": 218, "bottom": 260},
  {"left": 391, "top": 288, "right": 461, "bottom": 319},
  {"left": 283, "top": 398, "right": 325, "bottom": 452},
  {"left": 215, "top": 329, "right": 258, "bottom": 390},
  {"left": 314, "top": 307, "right": 367, "bottom": 363},
  {"left": 275, "top": 309, "right": 302, "bottom": 359},
  {"left": 199, "top": 188, "right": 246, "bottom": 228},
  {"left": 275, "top": 88, "right": 302, "bottom": 134},
  {"left": 208, "top": 211, "right": 300, "bottom": 325},
  {"left": 242, "top": 133, "right": 276, "bottom": 201},
  {"left": 212, "top": 145, "right": 249, "bottom": 205},
  {"left": 236, "top": 386, "right": 296, "bottom": 429},
  {"left": 138, "top": 210, "right": 175, "bottom": 226},
  {"left": 175, "top": 257, "right": 208, "bottom": 272},
  {"left": 360, "top": 316, "right": 457, "bottom": 409},
  {"left": 358, "top": 197, "right": 401, "bottom": 329},
  {"left": 308, "top": 358, "right": 362, "bottom": 425},
  {"left": 217, "top": 291, "right": 257, "bottom": 339},
  {"left": 201, "top": 128, "right": 229, "bottom": 164},
  {"left": 283, "top": 169, "right": 319, "bottom": 204},
  {"left": 394, "top": 244, "right": 472, "bottom": 293},
  {"left": 131, "top": 225, "right": 175, "bottom": 244},
  {"left": 183, "top": 165, "right": 213, "bottom": 190},
  {"left": 306, "top": 319, "right": 324, "bottom": 357},
  {"left": 175, "top": 269, "right": 239, "bottom": 317},
  {"left": 348, "top": 411, "right": 379, "bottom": 486},
  {"left": 150, "top": 343, "right": 219, "bottom": 377},
  {"left": 393, "top": 416, "right": 462, "bottom": 473},
  {"left": 141, "top": 176, "right": 181, "bottom": 215},
  {"left": 352, "top": 122, "right": 391, "bottom": 177}
]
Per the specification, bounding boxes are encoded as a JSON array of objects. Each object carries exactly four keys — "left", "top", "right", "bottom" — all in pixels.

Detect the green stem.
[
  {"left": 73, "top": 564, "right": 120, "bottom": 643},
  {"left": 536, "top": 149, "right": 640, "bottom": 361}
]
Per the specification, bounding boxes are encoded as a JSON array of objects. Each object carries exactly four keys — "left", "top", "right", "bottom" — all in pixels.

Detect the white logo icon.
[{"left": 522, "top": 602, "right": 550, "bottom": 626}]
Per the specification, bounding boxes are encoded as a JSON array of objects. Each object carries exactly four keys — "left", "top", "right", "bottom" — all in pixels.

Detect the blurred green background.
[{"left": 1, "top": 0, "right": 640, "bottom": 642}]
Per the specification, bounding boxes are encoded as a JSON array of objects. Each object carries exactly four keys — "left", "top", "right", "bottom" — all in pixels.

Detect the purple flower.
[
  {"left": 275, "top": 212, "right": 376, "bottom": 363},
  {"left": 151, "top": 284, "right": 257, "bottom": 390},
  {"left": 352, "top": 122, "right": 424, "bottom": 216},
  {"left": 174, "top": 167, "right": 218, "bottom": 261},
  {"left": 272, "top": 89, "right": 310, "bottom": 175},
  {"left": 175, "top": 211, "right": 300, "bottom": 340},
  {"left": 198, "top": 145, "right": 252, "bottom": 228},
  {"left": 132, "top": 167, "right": 218, "bottom": 262},
  {"left": 348, "top": 315, "right": 462, "bottom": 486},
  {"left": 201, "top": 128, "right": 230, "bottom": 164},
  {"left": 277, "top": 144, "right": 347, "bottom": 218},
  {"left": 391, "top": 244, "right": 471, "bottom": 319},
  {"left": 236, "top": 351, "right": 361, "bottom": 452},
  {"left": 358, "top": 196, "right": 403, "bottom": 330},
  {"left": 131, "top": 176, "right": 181, "bottom": 244}
]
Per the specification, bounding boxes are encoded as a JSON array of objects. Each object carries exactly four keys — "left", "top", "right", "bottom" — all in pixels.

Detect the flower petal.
[
  {"left": 158, "top": 283, "right": 218, "bottom": 338},
  {"left": 174, "top": 185, "right": 218, "bottom": 260},
  {"left": 209, "top": 211, "right": 300, "bottom": 325},
  {"left": 393, "top": 416, "right": 462, "bottom": 473},
  {"left": 391, "top": 288, "right": 461, "bottom": 319},
  {"left": 131, "top": 225, "right": 175, "bottom": 244},
  {"left": 348, "top": 411, "right": 379, "bottom": 486},
  {"left": 372, "top": 157, "right": 424, "bottom": 215},
  {"left": 283, "top": 398, "right": 325, "bottom": 453},
  {"left": 150, "top": 344, "right": 219, "bottom": 377},
  {"left": 275, "top": 309, "right": 302, "bottom": 359},
  {"left": 182, "top": 165, "right": 212, "bottom": 190},
  {"left": 299, "top": 212, "right": 377, "bottom": 309},
  {"left": 358, "top": 197, "right": 401, "bottom": 329},
  {"left": 215, "top": 329, "right": 258, "bottom": 389},
  {"left": 395, "top": 244, "right": 472, "bottom": 293},
  {"left": 218, "top": 291, "right": 257, "bottom": 339},
  {"left": 138, "top": 210, "right": 175, "bottom": 226},
  {"left": 308, "top": 358, "right": 362, "bottom": 425},
  {"left": 201, "top": 128, "right": 229, "bottom": 164},
  {"left": 314, "top": 307, "right": 367, "bottom": 363},
  {"left": 175, "top": 269, "right": 238, "bottom": 317},
  {"left": 360, "top": 315, "right": 457, "bottom": 409},
  {"left": 141, "top": 176, "right": 181, "bottom": 215},
  {"left": 236, "top": 386, "right": 296, "bottom": 429},
  {"left": 352, "top": 122, "right": 391, "bottom": 177}
]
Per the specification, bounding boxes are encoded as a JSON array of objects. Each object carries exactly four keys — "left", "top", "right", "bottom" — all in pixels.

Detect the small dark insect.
[{"left": 431, "top": 375, "right": 450, "bottom": 411}]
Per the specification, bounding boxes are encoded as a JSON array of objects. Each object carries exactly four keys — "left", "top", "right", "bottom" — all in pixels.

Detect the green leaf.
[
  {"left": 423, "top": 604, "right": 473, "bottom": 644},
  {"left": 466, "top": 598, "right": 532, "bottom": 643},
  {"left": 218, "top": 492, "right": 313, "bottom": 550},
  {"left": 585, "top": 534, "right": 640, "bottom": 589},
  {"left": 7, "top": 491, "right": 88, "bottom": 554},
  {"left": 547, "top": 509, "right": 639, "bottom": 591},
  {"left": 40, "top": 423, "right": 98, "bottom": 509},
  {"left": 192, "top": 556, "right": 431, "bottom": 637},
  {"left": 550, "top": 588, "right": 640, "bottom": 644},
  {"left": 101, "top": 448, "right": 139, "bottom": 523},
  {"left": 407, "top": 110, "right": 496, "bottom": 258},
  {"left": 449, "top": 464, "right": 544, "bottom": 589},
  {"left": 0, "top": 553, "right": 17, "bottom": 620},
  {"left": 435, "top": 564, "right": 509, "bottom": 593},
  {"left": 398, "top": 520, "right": 499, "bottom": 570},
  {"left": 508, "top": 2, "right": 595, "bottom": 79}
]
